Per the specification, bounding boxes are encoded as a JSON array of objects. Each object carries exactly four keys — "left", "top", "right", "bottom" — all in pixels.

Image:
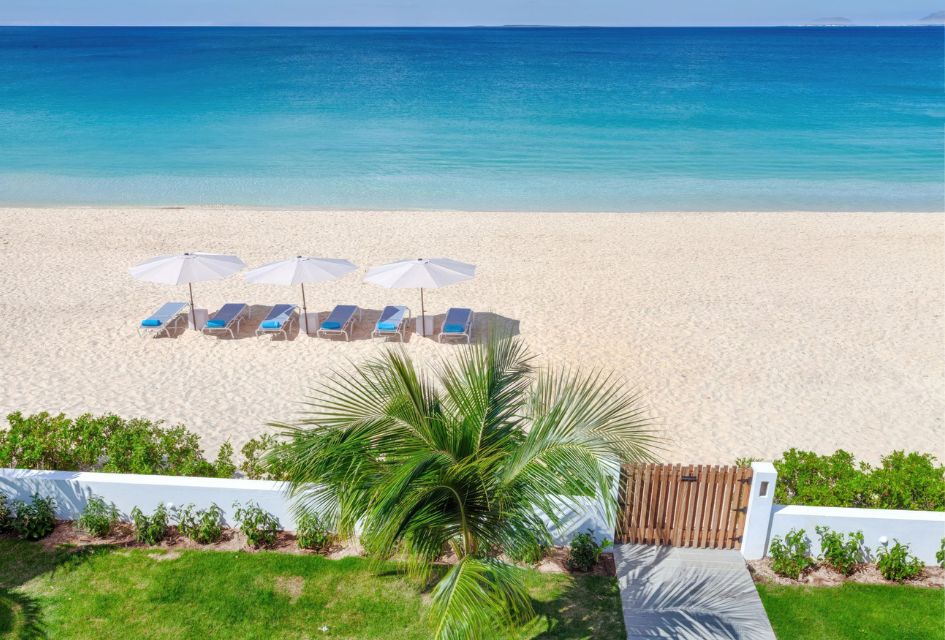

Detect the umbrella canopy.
[
  {"left": 244, "top": 256, "right": 358, "bottom": 333},
  {"left": 363, "top": 258, "right": 475, "bottom": 336},
  {"left": 129, "top": 252, "right": 245, "bottom": 328}
]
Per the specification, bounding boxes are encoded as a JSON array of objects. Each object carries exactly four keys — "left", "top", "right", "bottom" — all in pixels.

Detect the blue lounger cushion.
[
  {"left": 377, "top": 322, "right": 398, "bottom": 331},
  {"left": 444, "top": 323, "right": 464, "bottom": 333},
  {"left": 206, "top": 319, "right": 226, "bottom": 328},
  {"left": 141, "top": 318, "right": 162, "bottom": 327},
  {"left": 321, "top": 320, "right": 342, "bottom": 330},
  {"left": 261, "top": 320, "right": 281, "bottom": 329}
]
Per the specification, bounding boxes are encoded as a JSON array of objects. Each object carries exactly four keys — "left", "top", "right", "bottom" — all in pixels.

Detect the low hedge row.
[
  {"left": 0, "top": 411, "right": 277, "bottom": 479},
  {"left": 772, "top": 449, "right": 945, "bottom": 511},
  {"left": 739, "top": 449, "right": 945, "bottom": 511}
]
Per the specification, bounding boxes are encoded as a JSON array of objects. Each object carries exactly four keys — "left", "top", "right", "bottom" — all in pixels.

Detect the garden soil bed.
[
  {"left": 748, "top": 557, "right": 944, "bottom": 589},
  {"left": 31, "top": 521, "right": 616, "bottom": 576}
]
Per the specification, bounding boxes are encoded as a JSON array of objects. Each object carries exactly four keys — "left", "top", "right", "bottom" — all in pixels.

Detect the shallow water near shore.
[{"left": 0, "top": 26, "right": 942, "bottom": 211}]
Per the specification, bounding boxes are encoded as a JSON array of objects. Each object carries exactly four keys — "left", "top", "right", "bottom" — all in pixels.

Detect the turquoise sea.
[{"left": 0, "top": 26, "right": 942, "bottom": 211}]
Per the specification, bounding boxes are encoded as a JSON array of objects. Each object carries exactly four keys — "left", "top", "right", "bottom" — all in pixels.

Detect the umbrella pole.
[
  {"left": 189, "top": 283, "right": 196, "bottom": 330},
  {"left": 301, "top": 283, "right": 309, "bottom": 334},
  {"left": 420, "top": 287, "right": 425, "bottom": 336}
]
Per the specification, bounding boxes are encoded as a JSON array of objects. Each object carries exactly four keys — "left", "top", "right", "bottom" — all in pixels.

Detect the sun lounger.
[
  {"left": 137, "top": 302, "right": 189, "bottom": 338},
  {"left": 437, "top": 307, "right": 474, "bottom": 344},
  {"left": 372, "top": 305, "right": 411, "bottom": 341},
  {"left": 202, "top": 303, "right": 249, "bottom": 339},
  {"left": 255, "top": 304, "right": 298, "bottom": 339},
  {"left": 316, "top": 304, "right": 361, "bottom": 341}
]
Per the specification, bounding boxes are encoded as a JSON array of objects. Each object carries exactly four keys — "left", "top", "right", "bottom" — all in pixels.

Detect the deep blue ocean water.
[{"left": 0, "top": 26, "right": 941, "bottom": 211}]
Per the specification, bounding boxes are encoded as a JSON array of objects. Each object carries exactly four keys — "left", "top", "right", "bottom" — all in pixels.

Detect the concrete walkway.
[{"left": 614, "top": 544, "right": 777, "bottom": 640}]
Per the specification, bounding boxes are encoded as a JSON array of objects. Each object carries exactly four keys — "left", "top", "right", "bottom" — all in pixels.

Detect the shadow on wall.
[{"left": 0, "top": 471, "right": 90, "bottom": 520}]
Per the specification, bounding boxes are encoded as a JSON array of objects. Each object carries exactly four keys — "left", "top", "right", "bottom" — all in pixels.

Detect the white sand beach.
[{"left": 0, "top": 207, "right": 941, "bottom": 464}]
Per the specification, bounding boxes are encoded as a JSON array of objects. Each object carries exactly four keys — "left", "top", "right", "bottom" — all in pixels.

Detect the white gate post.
[{"left": 741, "top": 461, "right": 778, "bottom": 560}]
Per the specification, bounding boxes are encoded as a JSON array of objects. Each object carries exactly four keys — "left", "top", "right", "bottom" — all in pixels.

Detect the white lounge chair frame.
[
  {"left": 316, "top": 305, "right": 362, "bottom": 341},
  {"left": 137, "top": 302, "right": 190, "bottom": 338},
  {"left": 372, "top": 306, "right": 412, "bottom": 342},
  {"left": 255, "top": 304, "right": 299, "bottom": 339},
  {"left": 437, "top": 308, "right": 474, "bottom": 344},
  {"left": 202, "top": 303, "right": 250, "bottom": 339}
]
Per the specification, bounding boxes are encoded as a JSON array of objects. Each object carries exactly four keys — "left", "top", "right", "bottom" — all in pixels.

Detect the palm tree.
[{"left": 272, "top": 336, "right": 656, "bottom": 639}]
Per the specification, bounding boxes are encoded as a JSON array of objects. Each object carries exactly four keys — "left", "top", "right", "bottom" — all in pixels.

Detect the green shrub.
[
  {"left": 239, "top": 434, "right": 287, "bottom": 480},
  {"left": 177, "top": 503, "right": 225, "bottom": 544},
  {"left": 505, "top": 523, "right": 552, "bottom": 565},
  {"left": 566, "top": 530, "right": 611, "bottom": 572},
  {"left": 769, "top": 528, "right": 814, "bottom": 579},
  {"left": 11, "top": 493, "right": 57, "bottom": 540},
  {"left": 876, "top": 540, "right": 924, "bottom": 582},
  {"left": 77, "top": 495, "right": 120, "bottom": 538},
  {"left": 734, "top": 457, "right": 758, "bottom": 469},
  {"left": 936, "top": 538, "right": 944, "bottom": 569},
  {"left": 507, "top": 540, "right": 549, "bottom": 565},
  {"left": 867, "top": 451, "right": 945, "bottom": 511},
  {"left": 295, "top": 512, "right": 335, "bottom": 552},
  {"left": 0, "top": 411, "right": 235, "bottom": 478},
  {"left": 131, "top": 504, "right": 169, "bottom": 545},
  {"left": 815, "top": 526, "right": 865, "bottom": 575},
  {"left": 774, "top": 449, "right": 944, "bottom": 511},
  {"left": 0, "top": 493, "right": 11, "bottom": 531},
  {"left": 233, "top": 501, "right": 280, "bottom": 548}
]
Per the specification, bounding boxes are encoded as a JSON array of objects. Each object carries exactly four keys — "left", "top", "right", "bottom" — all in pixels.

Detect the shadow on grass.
[
  {"left": 0, "top": 536, "right": 117, "bottom": 639},
  {"left": 527, "top": 572, "right": 626, "bottom": 640},
  {"left": 0, "top": 588, "right": 44, "bottom": 639}
]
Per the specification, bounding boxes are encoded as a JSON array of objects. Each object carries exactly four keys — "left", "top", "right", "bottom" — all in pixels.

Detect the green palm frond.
[
  {"left": 430, "top": 556, "right": 533, "bottom": 640},
  {"left": 275, "top": 335, "right": 658, "bottom": 640}
]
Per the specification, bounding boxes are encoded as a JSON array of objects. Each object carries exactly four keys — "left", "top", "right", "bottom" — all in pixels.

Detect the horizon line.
[{"left": 1, "top": 23, "right": 941, "bottom": 28}]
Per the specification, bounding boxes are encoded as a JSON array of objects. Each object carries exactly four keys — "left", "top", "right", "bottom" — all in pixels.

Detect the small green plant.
[
  {"left": 177, "top": 503, "right": 225, "bottom": 544},
  {"left": 233, "top": 501, "right": 280, "bottom": 548},
  {"left": 735, "top": 457, "right": 758, "bottom": 469},
  {"left": 815, "top": 526, "right": 865, "bottom": 576},
  {"left": 77, "top": 495, "right": 120, "bottom": 537},
  {"left": 131, "top": 504, "right": 169, "bottom": 545},
  {"left": 936, "top": 538, "right": 944, "bottom": 569},
  {"left": 295, "top": 512, "right": 335, "bottom": 552},
  {"left": 0, "top": 493, "right": 11, "bottom": 531},
  {"left": 769, "top": 528, "right": 814, "bottom": 579},
  {"left": 11, "top": 493, "right": 57, "bottom": 540},
  {"left": 876, "top": 540, "right": 924, "bottom": 582},
  {"left": 566, "top": 530, "right": 611, "bottom": 572}
]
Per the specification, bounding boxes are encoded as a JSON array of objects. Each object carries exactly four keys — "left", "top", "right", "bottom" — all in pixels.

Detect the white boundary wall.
[
  {"left": 0, "top": 468, "right": 300, "bottom": 530},
  {"left": 0, "top": 468, "right": 611, "bottom": 545},
  {"left": 767, "top": 505, "right": 945, "bottom": 564},
  {"left": 740, "top": 461, "right": 945, "bottom": 564}
]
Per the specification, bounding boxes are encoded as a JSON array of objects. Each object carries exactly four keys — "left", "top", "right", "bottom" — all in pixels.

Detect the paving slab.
[{"left": 614, "top": 544, "right": 777, "bottom": 640}]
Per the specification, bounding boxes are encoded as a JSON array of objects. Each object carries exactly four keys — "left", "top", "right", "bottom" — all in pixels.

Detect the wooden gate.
[{"left": 615, "top": 464, "right": 752, "bottom": 549}]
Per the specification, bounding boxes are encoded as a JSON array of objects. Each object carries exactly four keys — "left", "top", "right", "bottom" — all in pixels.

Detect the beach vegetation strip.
[
  {"left": 756, "top": 582, "right": 944, "bottom": 640},
  {"left": 0, "top": 538, "right": 625, "bottom": 640}
]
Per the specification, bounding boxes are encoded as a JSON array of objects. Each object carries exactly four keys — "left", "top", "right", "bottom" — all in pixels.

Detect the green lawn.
[
  {"left": 757, "top": 582, "right": 945, "bottom": 640},
  {"left": 0, "top": 538, "right": 625, "bottom": 639}
]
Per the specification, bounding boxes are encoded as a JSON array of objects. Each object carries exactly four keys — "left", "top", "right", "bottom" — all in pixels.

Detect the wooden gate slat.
[
  {"left": 717, "top": 466, "right": 735, "bottom": 548},
  {"left": 690, "top": 464, "right": 707, "bottom": 548},
  {"left": 698, "top": 465, "right": 716, "bottom": 547}
]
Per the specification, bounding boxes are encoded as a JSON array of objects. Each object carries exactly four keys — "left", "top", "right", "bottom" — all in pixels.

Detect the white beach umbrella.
[
  {"left": 363, "top": 258, "right": 476, "bottom": 336},
  {"left": 243, "top": 256, "right": 358, "bottom": 333},
  {"left": 129, "top": 252, "right": 245, "bottom": 328}
]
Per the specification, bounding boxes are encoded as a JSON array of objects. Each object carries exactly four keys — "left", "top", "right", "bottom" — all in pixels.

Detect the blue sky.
[{"left": 0, "top": 0, "right": 940, "bottom": 26}]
